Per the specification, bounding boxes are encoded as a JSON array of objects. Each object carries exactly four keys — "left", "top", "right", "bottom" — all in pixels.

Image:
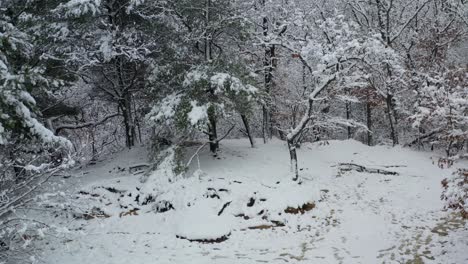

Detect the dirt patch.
[
  {"left": 431, "top": 213, "right": 466, "bottom": 237},
  {"left": 284, "top": 202, "right": 315, "bottom": 214},
  {"left": 248, "top": 224, "right": 275, "bottom": 230},
  {"left": 119, "top": 208, "right": 139, "bottom": 217}
]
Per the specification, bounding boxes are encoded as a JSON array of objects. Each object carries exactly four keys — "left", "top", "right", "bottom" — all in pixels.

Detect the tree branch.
[{"left": 55, "top": 113, "right": 120, "bottom": 134}]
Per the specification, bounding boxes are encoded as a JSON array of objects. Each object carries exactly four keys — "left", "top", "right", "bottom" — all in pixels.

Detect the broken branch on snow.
[{"left": 337, "top": 163, "right": 399, "bottom": 175}]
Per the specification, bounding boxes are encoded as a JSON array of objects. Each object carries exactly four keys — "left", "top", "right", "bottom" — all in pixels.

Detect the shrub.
[{"left": 442, "top": 169, "right": 468, "bottom": 218}]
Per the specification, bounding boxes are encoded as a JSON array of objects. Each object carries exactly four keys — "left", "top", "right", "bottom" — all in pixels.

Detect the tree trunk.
[
  {"left": 262, "top": 106, "right": 269, "bottom": 143},
  {"left": 366, "top": 101, "right": 373, "bottom": 146},
  {"left": 292, "top": 106, "right": 298, "bottom": 128},
  {"left": 133, "top": 96, "right": 142, "bottom": 143},
  {"left": 386, "top": 94, "right": 398, "bottom": 146},
  {"left": 121, "top": 105, "right": 131, "bottom": 148},
  {"left": 125, "top": 93, "right": 136, "bottom": 147},
  {"left": 204, "top": 0, "right": 211, "bottom": 62},
  {"left": 241, "top": 114, "right": 255, "bottom": 148},
  {"left": 268, "top": 45, "right": 276, "bottom": 139},
  {"left": 288, "top": 139, "right": 299, "bottom": 181},
  {"left": 91, "top": 127, "right": 97, "bottom": 159},
  {"left": 208, "top": 107, "right": 218, "bottom": 154},
  {"left": 9, "top": 147, "right": 22, "bottom": 182},
  {"left": 287, "top": 99, "right": 314, "bottom": 182},
  {"left": 115, "top": 54, "right": 135, "bottom": 149},
  {"left": 204, "top": 0, "right": 218, "bottom": 154},
  {"left": 285, "top": 75, "right": 336, "bottom": 182},
  {"left": 277, "top": 129, "right": 286, "bottom": 141},
  {"left": 346, "top": 100, "right": 352, "bottom": 139},
  {"left": 446, "top": 140, "right": 453, "bottom": 158},
  {"left": 262, "top": 6, "right": 273, "bottom": 143},
  {"left": 119, "top": 96, "right": 135, "bottom": 149}
]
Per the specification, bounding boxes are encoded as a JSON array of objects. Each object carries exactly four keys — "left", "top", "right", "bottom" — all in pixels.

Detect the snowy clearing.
[
  {"left": 24, "top": 139, "right": 468, "bottom": 264},
  {"left": 2, "top": 2, "right": 467, "bottom": 264}
]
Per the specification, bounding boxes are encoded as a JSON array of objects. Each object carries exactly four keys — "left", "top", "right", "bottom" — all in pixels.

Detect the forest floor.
[{"left": 26, "top": 139, "right": 468, "bottom": 263}]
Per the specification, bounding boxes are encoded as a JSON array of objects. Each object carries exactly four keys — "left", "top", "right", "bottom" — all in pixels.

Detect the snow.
[
  {"left": 183, "top": 68, "right": 208, "bottom": 87},
  {"left": 183, "top": 69, "right": 257, "bottom": 96},
  {"left": 24, "top": 139, "right": 468, "bottom": 263},
  {"left": 1, "top": 90, "right": 71, "bottom": 148},
  {"left": 210, "top": 73, "right": 258, "bottom": 95},
  {"left": 187, "top": 101, "right": 209, "bottom": 126},
  {"left": 0, "top": 123, "right": 4, "bottom": 144},
  {"left": 57, "top": 0, "right": 102, "bottom": 17},
  {"left": 175, "top": 200, "right": 233, "bottom": 241},
  {"left": 146, "top": 93, "right": 182, "bottom": 124},
  {"left": 98, "top": 34, "right": 113, "bottom": 62}
]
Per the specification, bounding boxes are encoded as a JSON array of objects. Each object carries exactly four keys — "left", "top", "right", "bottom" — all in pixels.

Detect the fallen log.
[
  {"left": 129, "top": 163, "right": 150, "bottom": 174},
  {"left": 176, "top": 233, "right": 230, "bottom": 243},
  {"left": 337, "top": 163, "right": 399, "bottom": 176}
]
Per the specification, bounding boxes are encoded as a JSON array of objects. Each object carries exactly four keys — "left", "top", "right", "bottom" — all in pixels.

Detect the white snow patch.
[
  {"left": 176, "top": 200, "right": 233, "bottom": 241},
  {"left": 187, "top": 101, "right": 208, "bottom": 126}
]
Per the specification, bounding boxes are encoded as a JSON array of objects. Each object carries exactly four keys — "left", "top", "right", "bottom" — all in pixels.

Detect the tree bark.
[
  {"left": 268, "top": 45, "right": 276, "bottom": 139},
  {"left": 119, "top": 95, "right": 135, "bottom": 148},
  {"left": 204, "top": 0, "right": 218, "bottom": 154},
  {"left": 366, "top": 101, "right": 373, "bottom": 146},
  {"left": 204, "top": 0, "right": 211, "bottom": 62},
  {"left": 386, "top": 93, "right": 399, "bottom": 146},
  {"left": 262, "top": 106, "right": 269, "bottom": 143},
  {"left": 241, "top": 114, "right": 255, "bottom": 148},
  {"left": 346, "top": 100, "right": 352, "bottom": 139},
  {"left": 208, "top": 107, "right": 218, "bottom": 154},
  {"left": 288, "top": 140, "right": 299, "bottom": 181},
  {"left": 261, "top": 2, "right": 274, "bottom": 143},
  {"left": 115, "top": 54, "right": 136, "bottom": 149}
]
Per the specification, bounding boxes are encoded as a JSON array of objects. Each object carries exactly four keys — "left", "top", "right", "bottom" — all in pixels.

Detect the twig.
[
  {"left": 185, "top": 125, "right": 236, "bottom": 168},
  {"left": 186, "top": 142, "right": 209, "bottom": 167},
  {"left": 0, "top": 168, "right": 61, "bottom": 218}
]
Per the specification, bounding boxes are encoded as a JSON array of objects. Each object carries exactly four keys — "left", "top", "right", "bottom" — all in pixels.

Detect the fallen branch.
[
  {"left": 337, "top": 163, "right": 399, "bottom": 176},
  {"left": 405, "top": 128, "right": 443, "bottom": 147},
  {"left": 217, "top": 201, "right": 232, "bottom": 216},
  {"left": 176, "top": 233, "right": 231, "bottom": 243},
  {"left": 129, "top": 163, "right": 150, "bottom": 174}
]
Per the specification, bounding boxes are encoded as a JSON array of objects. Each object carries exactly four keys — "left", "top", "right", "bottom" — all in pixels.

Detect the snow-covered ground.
[{"left": 29, "top": 139, "right": 468, "bottom": 263}]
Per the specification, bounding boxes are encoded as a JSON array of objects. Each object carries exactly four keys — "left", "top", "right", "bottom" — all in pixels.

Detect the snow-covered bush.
[
  {"left": 411, "top": 68, "right": 468, "bottom": 157},
  {"left": 442, "top": 169, "right": 468, "bottom": 218}
]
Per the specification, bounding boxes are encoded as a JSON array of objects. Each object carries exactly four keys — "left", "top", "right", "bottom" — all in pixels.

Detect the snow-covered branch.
[{"left": 55, "top": 113, "right": 120, "bottom": 134}]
